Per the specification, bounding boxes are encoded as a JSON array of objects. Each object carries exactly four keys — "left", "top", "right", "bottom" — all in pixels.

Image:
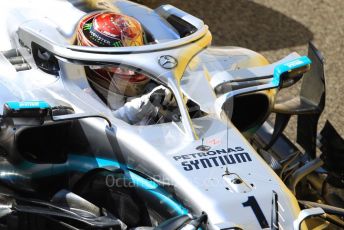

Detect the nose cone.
[{"left": 222, "top": 172, "right": 252, "bottom": 193}]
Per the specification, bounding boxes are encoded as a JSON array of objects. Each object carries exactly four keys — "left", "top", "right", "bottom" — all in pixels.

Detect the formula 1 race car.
[{"left": 0, "top": 0, "right": 343, "bottom": 229}]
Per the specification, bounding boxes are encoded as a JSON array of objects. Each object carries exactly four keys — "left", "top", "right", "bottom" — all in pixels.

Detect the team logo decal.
[
  {"left": 158, "top": 55, "right": 178, "bottom": 69},
  {"left": 173, "top": 146, "right": 252, "bottom": 171}
]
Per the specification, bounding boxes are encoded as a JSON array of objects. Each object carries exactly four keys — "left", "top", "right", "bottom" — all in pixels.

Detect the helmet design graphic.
[{"left": 77, "top": 12, "right": 149, "bottom": 97}]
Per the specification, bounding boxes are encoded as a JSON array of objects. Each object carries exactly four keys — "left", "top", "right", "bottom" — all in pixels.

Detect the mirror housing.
[{"left": 273, "top": 56, "right": 311, "bottom": 89}]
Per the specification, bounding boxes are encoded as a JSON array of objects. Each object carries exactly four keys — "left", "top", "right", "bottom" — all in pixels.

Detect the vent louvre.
[{"left": 1, "top": 49, "right": 31, "bottom": 71}]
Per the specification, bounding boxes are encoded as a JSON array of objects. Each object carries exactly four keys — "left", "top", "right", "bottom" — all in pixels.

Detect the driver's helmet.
[{"left": 77, "top": 12, "right": 150, "bottom": 97}]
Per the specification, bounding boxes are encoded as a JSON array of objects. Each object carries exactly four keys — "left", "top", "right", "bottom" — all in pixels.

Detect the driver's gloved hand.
[
  {"left": 113, "top": 85, "right": 176, "bottom": 125},
  {"left": 148, "top": 85, "right": 176, "bottom": 107}
]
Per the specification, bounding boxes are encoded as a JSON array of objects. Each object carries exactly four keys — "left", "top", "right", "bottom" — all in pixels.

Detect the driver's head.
[{"left": 77, "top": 12, "right": 150, "bottom": 97}]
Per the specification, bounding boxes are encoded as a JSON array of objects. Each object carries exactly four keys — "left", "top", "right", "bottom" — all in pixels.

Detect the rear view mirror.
[
  {"left": 273, "top": 56, "right": 311, "bottom": 88},
  {"left": 2, "top": 100, "right": 112, "bottom": 127},
  {"left": 280, "top": 64, "right": 310, "bottom": 88}
]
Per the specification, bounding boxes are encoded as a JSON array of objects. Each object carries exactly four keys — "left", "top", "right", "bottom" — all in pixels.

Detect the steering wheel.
[
  {"left": 156, "top": 105, "right": 181, "bottom": 123},
  {"left": 149, "top": 91, "right": 181, "bottom": 123}
]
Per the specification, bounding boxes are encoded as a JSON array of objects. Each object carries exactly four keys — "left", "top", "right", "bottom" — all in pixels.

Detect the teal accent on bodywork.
[
  {"left": 95, "top": 157, "right": 121, "bottom": 169},
  {"left": 128, "top": 171, "right": 159, "bottom": 190},
  {"left": 77, "top": 155, "right": 186, "bottom": 214},
  {"left": 69, "top": 154, "right": 108, "bottom": 173},
  {"left": 273, "top": 56, "right": 311, "bottom": 86},
  {"left": 94, "top": 156, "right": 158, "bottom": 189},
  {"left": 11, "top": 154, "right": 186, "bottom": 215},
  {"left": 6, "top": 101, "right": 51, "bottom": 110}
]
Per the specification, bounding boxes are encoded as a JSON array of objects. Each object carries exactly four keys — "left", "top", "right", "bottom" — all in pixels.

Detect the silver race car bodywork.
[{"left": 0, "top": 1, "right": 334, "bottom": 230}]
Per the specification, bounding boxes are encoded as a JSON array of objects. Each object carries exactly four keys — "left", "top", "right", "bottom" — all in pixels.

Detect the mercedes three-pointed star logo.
[{"left": 158, "top": 55, "right": 178, "bottom": 69}]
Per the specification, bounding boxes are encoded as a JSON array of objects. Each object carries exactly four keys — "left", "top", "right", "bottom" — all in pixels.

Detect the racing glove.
[
  {"left": 148, "top": 85, "right": 176, "bottom": 108},
  {"left": 113, "top": 85, "right": 176, "bottom": 125}
]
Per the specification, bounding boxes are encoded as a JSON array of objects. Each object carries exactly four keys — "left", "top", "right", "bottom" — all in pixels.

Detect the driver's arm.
[{"left": 113, "top": 85, "right": 175, "bottom": 125}]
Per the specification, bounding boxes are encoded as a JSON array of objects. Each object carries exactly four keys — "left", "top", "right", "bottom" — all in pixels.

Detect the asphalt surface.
[{"left": 139, "top": 0, "right": 344, "bottom": 140}]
